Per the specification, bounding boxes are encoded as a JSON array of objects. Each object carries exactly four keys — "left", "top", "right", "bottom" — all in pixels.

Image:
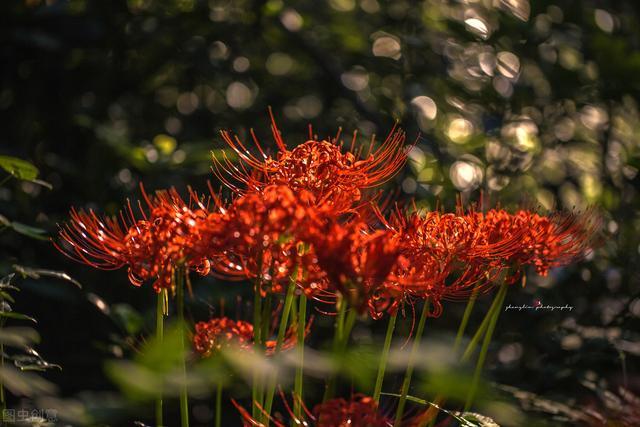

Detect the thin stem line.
[
  {"left": 322, "top": 295, "right": 347, "bottom": 402},
  {"left": 463, "top": 282, "right": 508, "bottom": 411},
  {"left": 252, "top": 275, "right": 262, "bottom": 419},
  {"left": 0, "top": 318, "right": 5, "bottom": 412},
  {"left": 373, "top": 312, "right": 397, "bottom": 403},
  {"left": 263, "top": 273, "right": 297, "bottom": 424},
  {"left": 460, "top": 287, "right": 504, "bottom": 363},
  {"left": 176, "top": 267, "right": 190, "bottom": 427},
  {"left": 453, "top": 286, "right": 479, "bottom": 353},
  {"left": 155, "top": 290, "right": 165, "bottom": 427},
  {"left": 215, "top": 380, "right": 223, "bottom": 427},
  {"left": 394, "top": 300, "right": 429, "bottom": 426},
  {"left": 294, "top": 293, "right": 307, "bottom": 419}
]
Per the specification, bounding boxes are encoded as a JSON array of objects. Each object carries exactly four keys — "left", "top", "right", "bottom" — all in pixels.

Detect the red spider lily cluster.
[
  {"left": 56, "top": 118, "right": 598, "bottom": 315},
  {"left": 193, "top": 316, "right": 302, "bottom": 357},
  {"left": 55, "top": 117, "right": 599, "bottom": 426},
  {"left": 234, "top": 393, "right": 431, "bottom": 427}
]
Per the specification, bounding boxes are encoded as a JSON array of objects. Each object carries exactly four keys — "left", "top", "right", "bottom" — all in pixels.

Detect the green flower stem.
[
  {"left": 463, "top": 282, "right": 508, "bottom": 411},
  {"left": 215, "top": 380, "right": 223, "bottom": 427},
  {"left": 263, "top": 274, "right": 297, "bottom": 424},
  {"left": 0, "top": 318, "right": 5, "bottom": 412},
  {"left": 460, "top": 285, "right": 505, "bottom": 363},
  {"left": 373, "top": 312, "right": 397, "bottom": 403},
  {"left": 156, "top": 290, "right": 165, "bottom": 427},
  {"left": 427, "top": 284, "right": 509, "bottom": 427},
  {"left": 323, "top": 297, "right": 357, "bottom": 402},
  {"left": 394, "top": 300, "right": 429, "bottom": 426},
  {"left": 293, "top": 293, "right": 307, "bottom": 419},
  {"left": 453, "top": 286, "right": 479, "bottom": 353},
  {"left": 176, "top": 267, "right": 190, "bottom": 427},
  {"left": 252, "top": 277, "right": 263, "bottom": 419},
  {"left": 258, "top": 290, "right": 272, "bottom": 418}
]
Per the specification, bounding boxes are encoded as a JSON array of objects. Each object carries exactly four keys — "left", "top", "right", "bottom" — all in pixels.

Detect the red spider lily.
[
  {"left": 466, "top": 208, "right": 600, "bottom": 277},
  {"left": 55, "top": 186, "right": 227, "bottom": 291},
  {"left": 372, "top": 206, "right": 523, "bottom": 318},
  {"left": 233, "top": 393, "right": 430, "bottom": 427},
  {"left": 312, "top": 395, "right": 393, "bottom": 427},
  {"left": 192, "top": 316, "right": 305, "bottom": 357},
  {"left": 304, "top": 220, "right": 404, "bottom": 316},
  {"left": 211, "top": 184, "right": 330, "bottom": 294},
  {"left": 213, "top": 114, "right": 409, "bottom": 213}
]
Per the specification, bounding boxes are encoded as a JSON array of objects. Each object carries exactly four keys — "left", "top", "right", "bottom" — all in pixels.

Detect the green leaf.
[
  {"left": 0, "top": 312, "right": 37, "bottom": 323},
  {"left": 380, "top": 393, "right": 476, "bottom": 426},
  {"left": 0, "top": 156, "right": 39, "bottom": 181},
  {"left": 111, "top": 304, "right": 144, "bottom": 336},
  {"left": 8, "top": 221, "right": 49, "bottom": 241},
  {"left": 13, "top": 264, "right": 82, "bottom": 288},
  {"left": 0, "top": 327, "right": 40, "bottom": 347},
  {"left": 0, "top": 291, "right": 15, "bottom": 303},
  {"left": 30, "top": 179, "right": 53, "bottom": 190}
]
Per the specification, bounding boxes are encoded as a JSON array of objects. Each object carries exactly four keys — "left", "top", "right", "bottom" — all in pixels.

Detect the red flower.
[
  {"left": 212, "top": 184, "right": 328, "bottom": 294},
  {"left": 213, "top": 115, "right": 409, "bottom": 213},
  {"left": 304, "top": 220, "right": 403, "bottom": 316},
  {"left": 193, "top": 317, "right": 254, "bottom": 356},
  {"left": 375, "top": 209, "right": 493, "bottom": 317},
  {"left": 467, "top": 208, "right": 600, "bottom": 276},
  {"left": 193, "top": 316, "right": 305, "bottom": 357},
  {"left": 55, "top": 187, "right": 227, "bottom": 291},
  {"left": 233, "top": 393, "right": 428, "bottom": 426},
  {"left": 312, "top": 395, "right": 392, "bottom": 427}
]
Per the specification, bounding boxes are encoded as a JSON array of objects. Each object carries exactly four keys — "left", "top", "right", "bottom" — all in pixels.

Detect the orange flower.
[
  {"left": 213, "top": 115, "right": 408, "bottom": 213},
  {"left": 55, "top": 187, "right": 226, "bottom": 291},
  {"left": 193, "top": 316, "right": 305, "bottom": 357}
]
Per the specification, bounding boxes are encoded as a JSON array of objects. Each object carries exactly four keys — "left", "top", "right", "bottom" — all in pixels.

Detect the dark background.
[{"left": 1, "top": 0, "right": 639, "bottom": 425}]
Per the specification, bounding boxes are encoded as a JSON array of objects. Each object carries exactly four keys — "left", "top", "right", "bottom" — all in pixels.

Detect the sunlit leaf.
[
  {"left": 13, "top": 264, "right": 82, "bottom": 289},
  {"left": 0, "top": 291, "right": 15, "bottom": 303},
  {"left": 0, "top": 311, "right": 37, "bottom": 323},
  {"left": 0, "top": 274, "right": 19, "bottom": 291},
  {"left": 456, "top": 412, "right": 501, "bottom": 427},
  {"left": 0, "top": 365, "right": 57, "bottom": 397},
  {"left": 0, "top": 327, "right": 40, "bottom": 348},
  {"left": 30, "top": 179, "right": 53, "bottom": 190},
  {"left": 380, "top": 392, "right": 482, "bottom": 426},
  {"left": 0, "top": 155, "right": 39, "bottom": 181}
]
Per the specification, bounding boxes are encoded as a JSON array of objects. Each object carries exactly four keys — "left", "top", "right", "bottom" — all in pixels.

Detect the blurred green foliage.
[{"left": 2, "top": 0, "right": 640, "bottom": 425}]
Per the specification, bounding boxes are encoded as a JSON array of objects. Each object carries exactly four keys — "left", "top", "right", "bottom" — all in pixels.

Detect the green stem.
[
  {"left": 215, "top": 380, "right": 222, "bottom": 427},
  {"left": 0, "top": 343, "right": 3, "bottom": 411},
  {"left": 258, "top": 290, "right": 272, "bottom": 419},
  {"left": 156, "top": 290, "right": 165, "bottom": 427},
  {"left": 395, "top": 300, "right": 429, "bottom": 426},
  {"left": 263, "top": 275, "right": 297, "bottom": 423},
  {"left": 460, "top": 286, "right": 505, "bottom": 363},
  {"left": 453, "top": 286, "right": 479, "bottom": 353},
  {"left": 176, "top": 267, "right": 190, "bottom": 427},
  {"left": 293, "top": 294, "right": 307, "bottom": 419},
  {"left": 463, "top": 282, "right": 508, "bottom": 411},
  {"left": 373, "top": 312, "right": 397, "bottom": 403},
  {"left": 323, "top": 298, "right": 357, "bottom": 402},
  {"left": 427, "top": 285, "right": 508, "bottom": 427},
  {"left": 252, "top": 277, "right": 263, "bottom": 419}
]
